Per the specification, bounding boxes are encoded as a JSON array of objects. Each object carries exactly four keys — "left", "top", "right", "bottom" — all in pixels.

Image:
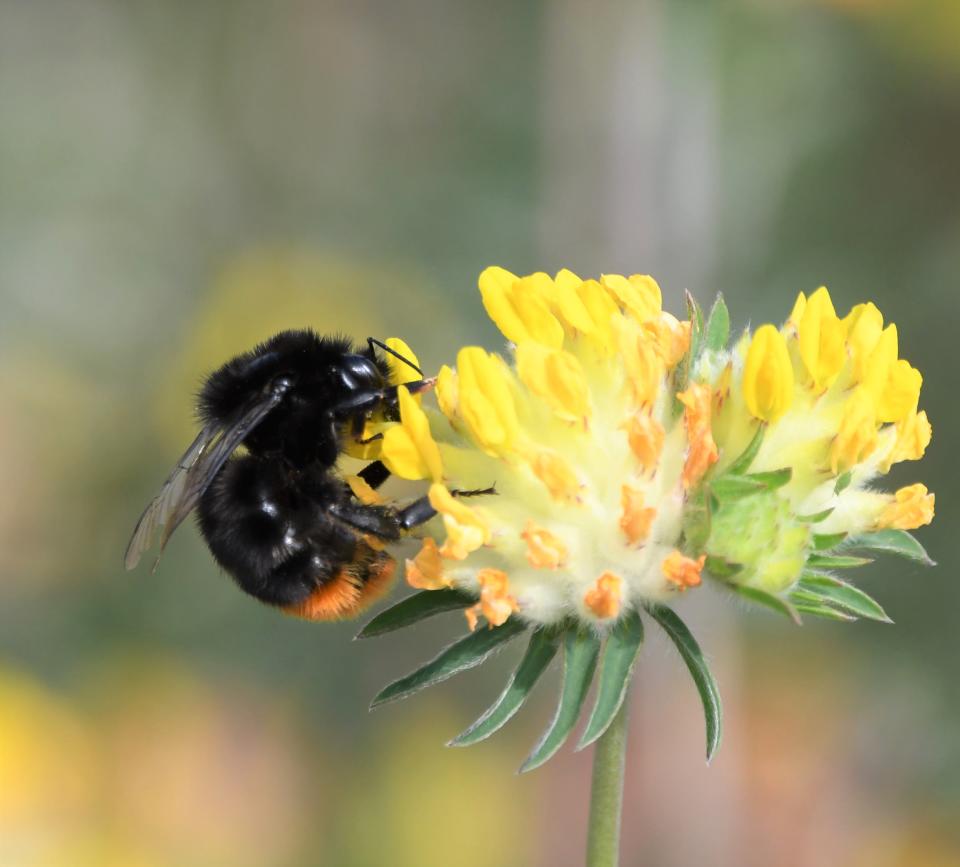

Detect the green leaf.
[
  {"left": 704, "top": 293, "right": 730, "bottom": 352},
  {"left": 806, "top": 553, "right": 873, "bottom": 569},
  {"left": 745, "top": 468, "right": 792, "bottom": 489},
  {"left": 796, "top": 575, "right": 892, "bottom": 623},
  {"left": 704, "top": 556, "right": 743, "bottom": 579},
  {"left": 792, "top": 602, "right": 857, "bottom": 622},
  {"left": 834, "top": 471, "right": 853, "bottom": 494},
  {"left": 798, "top": 508, "right": 834, "bottom": 524},
  {"left": 848, "top": 529, "right": 935, "bottom": 565},
  {"left": 449, "top": 627, "right": 561, "bottom": 747},
  {"left": 726, "top": 424, "right": 765, "bottom": 475},
  {"left": 812, "top": 532, "right": 848, "bottom": 551},
  {"left": 519, "top": 629, "right": 600, "bottom": 773},
  {"left": 577, "top": 612, "right": 644, "bottom": 749},
  {"left": 370, "top": 618, "right": 527, "bottom": 708},
  {"left": 645, "top": 604, "right": 723, "bottom": 762},
  {"left": 730, "top": 585, "right": 801, "bottom": 625},
  {"left": 357, "top": 588, "right": 476, "bottom": 639}
]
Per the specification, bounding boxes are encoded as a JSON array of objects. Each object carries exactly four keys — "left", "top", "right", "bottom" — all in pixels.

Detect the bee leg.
[
  {"left": 397, "top": 497, "right": 437, "bottom": 530},
  {"left": 358, "top": 460, "right": 390, "bottom": 490}
]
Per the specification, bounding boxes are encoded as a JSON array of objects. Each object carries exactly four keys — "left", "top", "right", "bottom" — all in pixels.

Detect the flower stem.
[{"left": 585, "top": 692, "right": 630, "bottom": 867}]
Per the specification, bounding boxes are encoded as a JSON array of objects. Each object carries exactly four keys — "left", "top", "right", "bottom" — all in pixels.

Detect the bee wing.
[{"left": 124, "top": 390, "right": 284, "bottom": 571}]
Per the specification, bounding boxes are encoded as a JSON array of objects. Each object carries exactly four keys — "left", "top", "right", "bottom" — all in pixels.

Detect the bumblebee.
[{"left": 125, "top": 330, "right": 446, "bottom": 620}]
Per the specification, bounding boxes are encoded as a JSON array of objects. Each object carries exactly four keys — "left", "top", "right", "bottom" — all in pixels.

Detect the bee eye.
[
  {"left": 271, "top": 375, "right": 296, "bottom": 395},
  {"left": 342, "top": 355, "right": 383, "bottom": 391}
]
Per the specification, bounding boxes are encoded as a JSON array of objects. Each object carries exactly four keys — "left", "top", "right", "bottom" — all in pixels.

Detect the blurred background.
[{"left": 1, "top": 1, "right": 958, "bottom": 865}]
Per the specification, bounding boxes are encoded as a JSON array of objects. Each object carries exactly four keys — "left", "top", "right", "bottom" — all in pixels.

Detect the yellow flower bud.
[
  {"left": 799, "top": 286, "right": 847, "bottom": 390},
  {"left": 742, "top": 324, "right": 795, "bottom": 422},
  {"left": 381, "top": 385, "right": 444, "bottom": 481},
  {"left": 861, "top": 323, "right": 898, "bottom": 403},
  {"left": 478, "top": 266, "right": 564, "bottom": 348},
  {"left": 601, "top": 273, "right": 662, "bottom": 323},
  {"left": 456, "top": 346, "right": 521, "bottom": 455},
  {"left": 550, "top": 268, "right": 596, "bottom": 334},
  {"left": 843, "top": 302, "right": 884, "bottom": 383},
  {"left": 786, "top": 291, "right": 807, "bottom": 331},
  {"left": 876, "top": 360, "right": 922, "bottom": 424},
  {"left": 576, "top": 279, "right": 620, "bottom": 347},
  {"left": 435, "top": 364, "right": 459, "bottom": 421}
]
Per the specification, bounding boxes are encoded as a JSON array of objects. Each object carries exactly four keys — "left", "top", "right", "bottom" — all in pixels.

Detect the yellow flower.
[
  {"left": 844, "top": 302, "right": 884, "bottom": 382},
  {"left": 742, "top": 324, "right": 795, "bottom": 422},
  {"left": 798, "top": 286, "right": 847, "bottom": 390},
  {"left": 515, "top": 344, "right": 590, "bottom": 424},
  {"left": 831, "top": 386, "right": 878, "bottom": 474},
  {"left": 456, "top": 347, "right": 521, "bottom": 456},
  {"left": 405, "top": 538, "right": 450, "bottom": 590},
  {"left": 479, "top": 267, "right": 564, "bottom": 348},
  {"left": 878, "top": 484, "right": 935, "bottom": 530},
  {"left": 428, "top": 483, "right": 490, "bottom": 560},
  {"left": 380, "top": 386, "right": 443, "bottom": 481}
]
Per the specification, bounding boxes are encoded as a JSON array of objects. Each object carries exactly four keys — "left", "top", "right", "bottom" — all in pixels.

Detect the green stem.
[{"left": 585, "top": 692, "right": 630, "bottom": 867}]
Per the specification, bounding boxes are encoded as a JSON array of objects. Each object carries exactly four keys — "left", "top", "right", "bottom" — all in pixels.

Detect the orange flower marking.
[
  {"left": 465, "top": 568, "right": 520, "bottom": 630},
  {"left": 677, "top": 383, "right": 719, "bottom": 489},
  {"left": 530, "top": 451, "right": 582, "bottom": 504},
  {"left": 625, "top": 411, "right": 665, "bottom": 471},
  {"left": 662, "top": 550, "right": 705, "bottom": 590},
  {"left": 405, "top": 538, "right": 450, "bottom": 590},
  {"left": 584, "top": 572, "right": 624, "bottom": 620},
  {"left": 878, "top": 484, "right": 935, "bottom": 530},
  {"left": 620, "top": 485, "right": 657, "bottom": 545},
  {"left": 521, "top": 521, "right": 568, "bottom": 569}
]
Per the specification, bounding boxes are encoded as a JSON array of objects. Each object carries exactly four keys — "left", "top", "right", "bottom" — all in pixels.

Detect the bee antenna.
[{"left": 368, "top": 337, "right": 423, "bottom": 377}]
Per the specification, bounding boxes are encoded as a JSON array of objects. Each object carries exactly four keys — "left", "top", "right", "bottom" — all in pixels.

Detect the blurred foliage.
[{"left": 0, "top": 1, "right": 957, "bottom": 865}]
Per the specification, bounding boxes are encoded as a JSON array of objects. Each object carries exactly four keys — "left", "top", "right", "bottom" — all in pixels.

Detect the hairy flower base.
[{"left": 374, "top": 269, "right": 934, "bottom": 631}]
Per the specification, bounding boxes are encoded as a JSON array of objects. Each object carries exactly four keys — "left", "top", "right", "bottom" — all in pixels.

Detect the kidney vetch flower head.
[{"left": 358, "top": 267, "right": 935, "bottom": 772}]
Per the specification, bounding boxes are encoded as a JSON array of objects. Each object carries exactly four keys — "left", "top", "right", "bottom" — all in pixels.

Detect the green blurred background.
[{"left": 1, "top": 2, "right": 958, "bottom": 865}]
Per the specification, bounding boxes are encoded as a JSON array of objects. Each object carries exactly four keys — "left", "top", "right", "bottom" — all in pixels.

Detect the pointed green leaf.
[
  {"left": 730, "top": 585, "right": 802, "bottom": 625},
  {"left": 806, "top": 553, "right": 873, "bottom": 569},
  {"left": 796, "top": 575, "right": 891, "bottom": 623},
  {"left": 834, "top": 471, "right": 853, "bottom": 494},
  {"left": 745, "top": 467, "right": 792, "bottom": 489},
  {"left": 704, "top": 293, "right": 730, "bottom": 352},
  {"left": 848, "top": 529, "right": 935, "bottom": 565},
  {"left": 812, "top": 532, "right": 848, "bottom": 551},
  {"left": 449, "top": 627, "right": 561, "bottom": 747},
  {"left": 726, "top": 424, "right": 765, "bottom": 475},
  {"left": 357, "top": 588, "right": 476, "bottom": 639},
  {"left": 370, "top": 618, "right": 527, "bottom": 708},
  {"left": 792, "top": 602, "right": 857, "bottom": 622},
  {"left": 519, "top": 629, "right": 600, "bottom": 773},
  {"left": 798, "top": 508, "right": 834, "bottom": 524},
  {"left": 577, "top": 612, "right": 644, "bottom": 749},
  {"left": 710, "top": 475, "right": 770, "bottom": 501},
  {"left": 645, "top": 604, "right": 723, "bottom": 762}
]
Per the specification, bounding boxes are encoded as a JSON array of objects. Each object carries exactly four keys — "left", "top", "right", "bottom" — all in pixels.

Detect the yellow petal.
[
  {"left": 742, "top": 324, "right": 795, "bottom": 422},
  {"left": 677, "top": 383, "right": 719, "bottom": 489},
  {"left": 643, "top": 312, "right": 691, "bottom": 369},
  {"left": 881, "top": 409, "right": 932, "bottom": 471},
  {"left": 384, "top": 336, "right": 422, "bottom": 387},
  {"left": 799, "top": 286, "right": 847, "bottom": 390},
  {"left": 843, "top": 302, "right": 884, "bottom": 383},
  {"left": 551, "top": 268, "right": 595, "bottom": 333},
  {"left": 515, "top": 344, "right": 590, "bottom": 423},
  {"left": 601, "top": 273, "right": 662, "bottom": 323},
  {"left": 620, "top": 485, "right": 657, "bottom": 545},
  {"left": 830, "top": 386, "right": 878, "bottom": 474},
  {"left": 405, "top": 538, "right": 450, "bottom": 590},
  {"left": 613, "top": 316, "right": 663, "bottom": 407},
  {"left": 584, "top": 572, "right": 624, "bottom": 620},
  {"left": 878, "top": 483, "right": 934, "bottom": 530},
  {"left": 576, "top": 279, "right": 620, "bottom": 347},
  {"left": 876, "top": 360, "right": 922, "bottom": 424},
  {"left": 786, "top": 291, "right": 807, "bottom": 332},
  {"left": 521, "top": 521, "right": 568, "bottom": 569},
  {"left": 662, "top": 551, "right": 705, "bottom": 590},
  {"left": 429, "top": 483, "right": 490, "bottom": 559},
  {"left": 861, "top": 324, "right": 898, "bottom": 404},
  {"left": 380, "top": 385, "right": 443, "bottom": 481},
  {"left": 478, "top": 266, "right": 564, "bottom": 348},
  {"left": 457, "top": 346, "right": 521, "bottom": 455},
  {"left": 435, "top": 364, "right": 459, "bottom": 421}
]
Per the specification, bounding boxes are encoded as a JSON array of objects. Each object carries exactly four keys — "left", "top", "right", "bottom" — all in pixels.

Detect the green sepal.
[
  {"left": 704, "top": 293, "right": 730, "bottom": 352},
  {"left": 681, "top": 488, "right": 712, "bottom": 554},
  {"left": 725, "top": 424, "right": 765, "bottom": 475},
  {"left": 645, "top": 604, "right": 722, "bottom": 762},
  {"left": 710, "top": 467, "right": 791, "bottom": 501},
  {"left": 704, "top": 556, "right": 743, "bottom": 579},
  {"left": 519, "top": 629, "right": 600, "bottom": 773},
  {"left": 848, "top": 529, "right": 935, "bottom": 565},
  {"left": 792, "top": 602, "right": 857, "bottom": 622},
  {"left": 795, "top": 575, "right": 891, "bottom": 623},
  {"left": 834, "top": 471, "right": 853, "bottom": 494},
  {"left": 806, "top": 553, "right": 873, "bottom": 569},
  {"left": 370, "top": 618, "right": 527, "bottom": 708},
  {"left": 730, "top": 584, "right": 801, "bottom": 625},
  {"left": 356, "top": 588, "right": 476, "bottom": 639},
  {"left": 673, "top": 292, "right": 706, "bottom": 415},
  {"left": 577, "top": 612, "right": 644, "bottom": 750},
  {"left": 812, "top": 532, "right": 848, "bottom": 551},
  {"left": 449, "top": 626, "right": 561, "bottom": 747},
  {"left": 797, "top": 508, "right": 835, "bottom": 524}
]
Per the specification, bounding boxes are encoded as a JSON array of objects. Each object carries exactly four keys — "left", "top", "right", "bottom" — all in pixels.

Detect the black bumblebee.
[{"left": 125, "top": 330, "right": 444, "bottom": 620}]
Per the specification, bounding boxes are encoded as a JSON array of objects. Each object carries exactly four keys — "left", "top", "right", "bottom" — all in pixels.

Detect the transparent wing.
[{"left": 124, "top": 390, "right": 284, "bottom": 571}]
